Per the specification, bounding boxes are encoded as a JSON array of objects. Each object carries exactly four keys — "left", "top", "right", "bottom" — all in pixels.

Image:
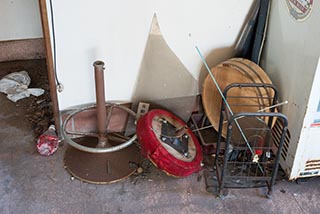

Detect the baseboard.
[{"left": 0, "top": 38, "right": 46, "bottom": 62}]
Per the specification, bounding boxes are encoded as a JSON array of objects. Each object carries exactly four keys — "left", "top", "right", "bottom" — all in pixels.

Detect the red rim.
[{"left": 136, "top": 109, "right": 202, "bottom": 177}]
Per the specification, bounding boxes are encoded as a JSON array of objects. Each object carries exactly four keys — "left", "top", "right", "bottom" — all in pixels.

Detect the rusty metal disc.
[{"left": 64, "top": 136, "right": 141, "bottom": 184}]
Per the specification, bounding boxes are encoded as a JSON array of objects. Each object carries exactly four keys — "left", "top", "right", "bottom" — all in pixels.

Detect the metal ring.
[{"left": 62, "top": 103, "right": 137, "bottom": 153}]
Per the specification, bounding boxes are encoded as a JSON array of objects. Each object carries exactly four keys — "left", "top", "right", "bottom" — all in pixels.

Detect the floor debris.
[
  {"left": 0, "top": 70, "right": 44, "bottom": 102},
  {"left": 0, "top": 59, "right": 54, "bottom": 138}
]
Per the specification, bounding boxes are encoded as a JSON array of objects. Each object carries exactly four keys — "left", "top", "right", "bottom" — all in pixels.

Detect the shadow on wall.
[
  {"left": 131, "top": 14, "right": 198, "bottom": 122},
  {"left": 198, "top": 46, "right": 234, "bottom": 93}
]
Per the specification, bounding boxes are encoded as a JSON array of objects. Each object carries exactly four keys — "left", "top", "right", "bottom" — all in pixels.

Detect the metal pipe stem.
[
  {"left": 38, "top": 0, "right": 61, "bottom": 137},
  {"left": 93, "top": 60, "right": 108, "bottom": 146}
]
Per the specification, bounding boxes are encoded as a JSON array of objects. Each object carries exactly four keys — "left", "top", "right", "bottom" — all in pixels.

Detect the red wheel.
[{"left": 136, "top": 109, "right": 203, "bottom": 177}]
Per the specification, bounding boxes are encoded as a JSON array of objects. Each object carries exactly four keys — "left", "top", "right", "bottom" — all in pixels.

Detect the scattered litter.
[
  {"left": 137, "top": 167, "right": 144, "bottom": 174},
  {"left": 36, "top": 99, "right": 46, "bottom": 104},
  {"left": 36, "top": 125, "right": 59, "bottom": 156},
  {"left": 25, "top": 95, "right": 54, "bottom": 137},
  {"left": 130, "top": 159, "right": 153, "bottom": 185},
  {"left": 280, "top": 189, "right": 286, "bottom": 194},
  {"left": 0, "top": 70, "right": 44, "bottom": 102}
]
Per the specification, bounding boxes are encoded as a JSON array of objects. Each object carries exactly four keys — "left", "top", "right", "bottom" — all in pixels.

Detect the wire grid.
[{"left": 215, "top": 83, "right": 283, "bottom": 190}]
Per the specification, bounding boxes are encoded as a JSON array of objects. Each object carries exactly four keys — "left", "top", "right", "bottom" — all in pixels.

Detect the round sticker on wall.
[{"left": 285, "top": 0, "right": 313, "bottom": 21}]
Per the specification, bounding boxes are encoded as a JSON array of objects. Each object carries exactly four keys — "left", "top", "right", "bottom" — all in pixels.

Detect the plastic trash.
[
  {"left": 36, "top": 125, "right": 59, "bottom": 156},
  {"left": 0, "top": 70, "right": 44, "bottom": 102}
]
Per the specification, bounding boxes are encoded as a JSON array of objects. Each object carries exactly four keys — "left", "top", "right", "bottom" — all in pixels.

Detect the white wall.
[
  {"left": 0, "top": 0, "right": 43, "bottom": 41},
  {"left": 48, "top": 0, "right": 254, "bottom": 109}
]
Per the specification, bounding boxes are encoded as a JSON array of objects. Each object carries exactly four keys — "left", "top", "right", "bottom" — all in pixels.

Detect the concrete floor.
[{"left": 1, "top": 60, "right": 320, "bottom": 214}]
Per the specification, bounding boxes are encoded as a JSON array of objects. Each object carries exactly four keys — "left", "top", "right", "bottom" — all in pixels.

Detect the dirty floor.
[{"left": 1, "top": 60, "right": 320, "bottom": 214}]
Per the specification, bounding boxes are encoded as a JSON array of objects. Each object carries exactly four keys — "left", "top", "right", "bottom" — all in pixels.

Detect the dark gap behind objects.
[{"left": 235, "top": 0, "right": 270, "bottom": 65}]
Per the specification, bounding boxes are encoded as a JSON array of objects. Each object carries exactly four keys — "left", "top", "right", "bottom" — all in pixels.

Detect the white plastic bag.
[{"left": 0, "top": 71, "right": 45, "bottom": 102}]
